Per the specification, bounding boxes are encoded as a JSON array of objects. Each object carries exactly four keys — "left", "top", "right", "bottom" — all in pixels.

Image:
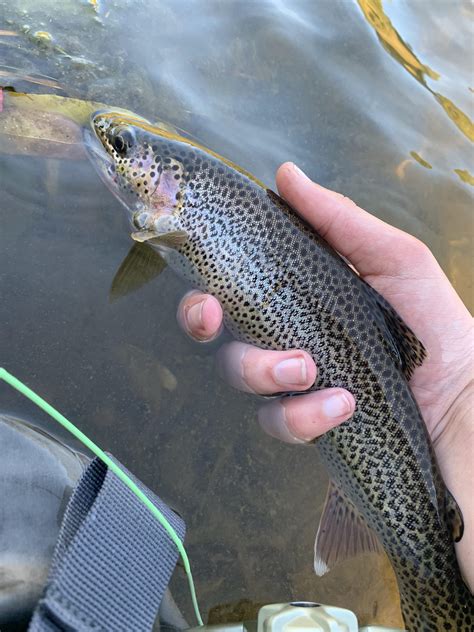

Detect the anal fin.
[
  {"left": 445, "top": 488, "right": 464, "bottom": 543},
  {"left": 314, "top": 481, "right": 383, "bottom": 576}
]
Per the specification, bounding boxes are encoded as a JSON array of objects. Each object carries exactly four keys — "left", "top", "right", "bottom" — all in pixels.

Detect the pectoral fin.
[
  {"left": 131, "top": 229, "right": 188, "bottom": 249},
  {"left": 314, "top": 481, "right": 383, "bottom": 576},
  {"left": 445, "top": 489, "right": 464, "bottom": 542},
  {"left": 110, "top": 242, "right": 167, "bottom": 301},
  {"left": 131, "top": 229, "right": 162, "bottom": 243}
]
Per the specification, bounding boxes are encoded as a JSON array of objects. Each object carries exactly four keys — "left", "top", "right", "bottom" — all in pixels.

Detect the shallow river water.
[{"left": 0, "top": 1, "right": 472, "bottom": 629}]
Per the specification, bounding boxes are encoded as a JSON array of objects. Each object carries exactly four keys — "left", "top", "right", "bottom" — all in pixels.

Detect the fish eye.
[{"left": 110, "top": 128, "right": 135, "bottom": 156}]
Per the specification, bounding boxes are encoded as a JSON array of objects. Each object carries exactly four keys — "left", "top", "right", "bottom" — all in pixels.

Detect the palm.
[{"left": 364, "top": 255, "right": 472, "bottom": 443}]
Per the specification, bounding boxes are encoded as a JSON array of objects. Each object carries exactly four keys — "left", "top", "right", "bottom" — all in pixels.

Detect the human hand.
[{"left": 177, "top": 162, "right": 474, "bottom": 585}]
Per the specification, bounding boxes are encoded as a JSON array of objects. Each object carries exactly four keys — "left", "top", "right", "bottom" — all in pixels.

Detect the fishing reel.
[{"left": 188, "top": 602, "right": 406, "bottom": 632}]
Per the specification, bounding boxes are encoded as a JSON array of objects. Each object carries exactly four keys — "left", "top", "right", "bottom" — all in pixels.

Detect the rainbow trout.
[{"left": 85, "top": 111, "right": 473, "bottom": 631}]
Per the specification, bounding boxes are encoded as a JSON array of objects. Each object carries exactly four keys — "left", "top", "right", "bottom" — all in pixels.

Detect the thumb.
[{"left": 275, "top": 162, "right": 424, "bottom": 278}]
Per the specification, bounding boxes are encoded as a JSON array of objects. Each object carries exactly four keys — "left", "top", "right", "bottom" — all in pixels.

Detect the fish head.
[{"left": 85, "top": 110, "right": 186, "bottom": 232}]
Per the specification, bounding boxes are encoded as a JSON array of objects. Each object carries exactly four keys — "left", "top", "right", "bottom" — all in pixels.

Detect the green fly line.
[{"left": 0, "top": 367, "right": 203, "bottom": 627}]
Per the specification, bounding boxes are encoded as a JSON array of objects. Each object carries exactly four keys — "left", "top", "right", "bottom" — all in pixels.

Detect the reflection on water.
[
  {"left": 0, "top": 1, "right": 472, "bottom": 629},
  {"left": 409, "top": 151, "right": 432, "bottom": 170},
  {"left": 358, "top": 0, "right": 440, "bottom": 83},
  {"left": 358, "top": 0, "right": 474, "bottom": 184},
  {"left": 359, "top": 0, "right": 474, "bottom": 142},
  {"left": 435, "top": 93, "right": 474, "bottom": 143},
  {"left": 455, "top": 168, "right": 474, "bottom": 185}
]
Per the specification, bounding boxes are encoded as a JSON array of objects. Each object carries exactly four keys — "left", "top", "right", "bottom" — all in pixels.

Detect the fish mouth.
[
  {"left": 82, "top": 120, "right": 113, "bottom": 172},
  {"left": 82, "top": 115, "right": 113, "bottom": 170},
  {"left": 82, "top": 117, "right": 125, "bottom": 207}
]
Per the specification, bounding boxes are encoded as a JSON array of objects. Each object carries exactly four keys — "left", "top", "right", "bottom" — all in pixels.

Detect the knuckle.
[
  {"left": 404, "top": 234, "right": 432, "bottom": 260},
  {"left": 339, "top": 193, "right": 358, "bottom": 209},
  {"left": 181, "top": 289, "right": 202, "bottom": 304},
  {"left": 240, "top": 345, "right": 256, "bottom": 376},
  {"left": 283, "top": 398, "right": 317, "bottom": 439}
]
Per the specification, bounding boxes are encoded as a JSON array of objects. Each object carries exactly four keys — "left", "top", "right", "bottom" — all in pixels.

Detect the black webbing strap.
[{"left": 29, "top": 456, "right": 185, "bottom": 632}]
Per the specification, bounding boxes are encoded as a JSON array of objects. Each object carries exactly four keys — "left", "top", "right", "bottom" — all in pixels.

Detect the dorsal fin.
[
  {"left": 314, "top": 481, "right": 383, "bottom": 576},
  {"left": 269, "top": 186, "right": 426, "bottom": 380},
  {"left": 363, "top": 281, "right": 427, "bottom": 379}
]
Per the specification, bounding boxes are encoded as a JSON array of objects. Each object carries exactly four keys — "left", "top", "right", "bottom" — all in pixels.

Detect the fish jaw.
[{"left": 83, "top": 122, "right": 144, "bottom": 217}]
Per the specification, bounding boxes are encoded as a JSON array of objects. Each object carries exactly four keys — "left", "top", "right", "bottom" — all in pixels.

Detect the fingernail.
[
  {"left": 292, "top": 163, "right": 309, "bottom": 180},
  {"left": 322, "top": 393, "right": 353, "bottom": 420},
  {"left": 273, "top": 357, "right": 307, "bottom": 386},
  {"left": 185, "top": 300, "right": 204, "bottom": 333},
  {"left": 258, "top": 401, "right": 306, "bottom": 445}
]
